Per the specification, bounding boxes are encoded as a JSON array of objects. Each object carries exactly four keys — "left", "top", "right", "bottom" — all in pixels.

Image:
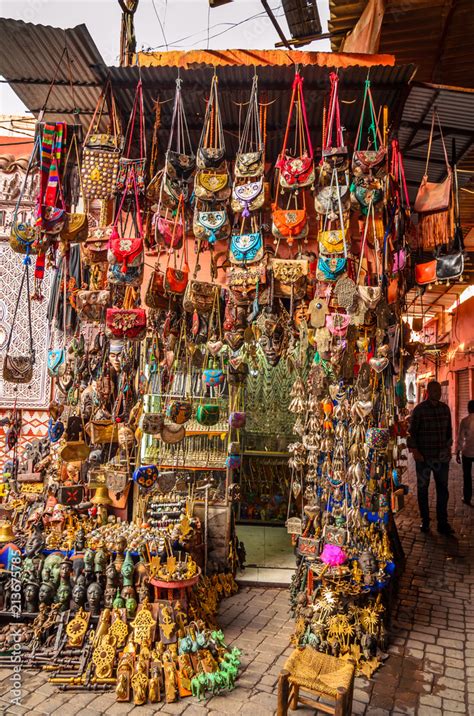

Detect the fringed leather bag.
[{"left": 414, "top": 111, "right": 453, "bottom": 250}]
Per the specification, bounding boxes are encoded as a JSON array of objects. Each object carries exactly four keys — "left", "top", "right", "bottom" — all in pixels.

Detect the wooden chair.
[{"left": 277, "top": 647, "right": 355, "bottom": 716}]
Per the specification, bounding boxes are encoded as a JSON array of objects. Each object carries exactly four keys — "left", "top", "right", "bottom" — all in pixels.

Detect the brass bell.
[
  {"left": 91, "top": 486, "right": 113, "bottom": 506},
  {"left": 0, "top": 521, "right": 16, "bottom": 543}
]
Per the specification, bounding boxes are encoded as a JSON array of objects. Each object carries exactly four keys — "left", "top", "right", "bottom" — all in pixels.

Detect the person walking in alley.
[
  {"left": 456, "top": 399, "right": 474, "bottom": 506},
  {"left": 408, "top": 380, "right": 454, "bottom": 535}
]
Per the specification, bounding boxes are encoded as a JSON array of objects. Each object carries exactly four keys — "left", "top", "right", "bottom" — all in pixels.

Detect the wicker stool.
[{"left": 277, "top": 647, "right": 355, "bottom": 716}]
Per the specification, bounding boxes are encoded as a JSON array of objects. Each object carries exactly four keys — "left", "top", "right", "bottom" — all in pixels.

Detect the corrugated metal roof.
[
  {"left": 0, "top": 19, "right": 413, "bottom": 162},
  {"left": 106, "top": 61, "right": 415, "bottom": 162},
  {"left": 0, "top": 19, "right": 105, "bottom": 130},
  {"left": 328, "top": 0, "right": 474, "bottom": 88}
]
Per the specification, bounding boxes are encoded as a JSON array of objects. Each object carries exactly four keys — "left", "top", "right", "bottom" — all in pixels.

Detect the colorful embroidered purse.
[
  {"left": 166, "top": 150, "right": 195, "bottom": 180},
  {"left": 231, "top": 178, "right": 264, "bottom": 216},
  {"left": 271, "top": 259, "right": 308, "bottom": 300},
  {"left": 164, "top": 78, "right": 195, "bottom": 181},
  {"left": 105, "top": 308, "right": 147, "bottom": 340},
  {"left": 352, "top": 79, "right": 387, "bottom": 181},
  {"left": 183, "top": 280, "right": 217, "bottom": 314},
  {"left": 115, "top": 79, "right": 146, "bottom": 196},
  {"left": 76, "top": 290, "right": 110, "bottom": 321},
  {"left": 229, "top": 231, "right": 263, "bottom": 265},
  {"left": 83, "top": 226, "right": 114, "bottom": 264},
  {"left": 235, "top": 151, "right": 264, "bottom": 178},
  {"left": 197, "top": 147, "right": 225, "bottom": 170},
  {"left": 194, "top": 170, "right": 230, "bottom": 201},
  {"left": 319, "top": 229, "right": 346, "bottom": 255},
  {"left": 108, "top": 234, "right": 144, "bottom": 272},
  {"left": 193, "top": 208, "right": 230, "bottom": 244},
  {"left": 272, "top": 207, "right": 308, "bottom": 242},
  {"left": 316, "top": 257, "right": 347, "bottom": 282},
  {"left": 276, "top": 72, "right": 314, "bottom": 190},
  {"left": 320, "top": 73, "right": 348, "bottom": 175}
]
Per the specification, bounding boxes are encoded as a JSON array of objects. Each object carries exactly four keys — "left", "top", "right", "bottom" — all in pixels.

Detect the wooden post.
[
  {"left": 334, "top": 686, "right": 347, "bottom": 716},
  {"left": 277, "top": 670, "right": 290, "bottom": 716},
  {"left": 289, "top": 682, "right": 299, "bottom": 710}
]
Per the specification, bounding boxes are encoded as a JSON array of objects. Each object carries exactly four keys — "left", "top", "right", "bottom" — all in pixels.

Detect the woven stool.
[{"left": 277, "top": 647, "right": 355, "bottom": 716}]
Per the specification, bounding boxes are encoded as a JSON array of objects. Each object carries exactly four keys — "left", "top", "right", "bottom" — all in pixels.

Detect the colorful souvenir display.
[{"left": 2, "top": 61, "right": 455, "bottom": 697}]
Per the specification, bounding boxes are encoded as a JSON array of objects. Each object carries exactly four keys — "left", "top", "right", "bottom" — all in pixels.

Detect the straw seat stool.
[{"left": 277, "top": 647, "right": 355, "bottom": 716}]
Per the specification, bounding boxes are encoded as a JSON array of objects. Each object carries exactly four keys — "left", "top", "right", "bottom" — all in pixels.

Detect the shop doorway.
[{"left": 236, "top": 452, "right": 295, "bottom": 585}]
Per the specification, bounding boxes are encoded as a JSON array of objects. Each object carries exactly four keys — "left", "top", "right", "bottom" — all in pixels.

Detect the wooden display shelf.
[
  {"left": 155, "top": 464, "right": 227, "bottom": 472},
  {"left": 244, "top": 450, "right": 289, "bottom": 457}
]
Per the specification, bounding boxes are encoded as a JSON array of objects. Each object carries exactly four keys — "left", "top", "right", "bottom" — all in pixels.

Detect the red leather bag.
[
  {"left": 164, "top": 195, "right": 189, "bottom": 295},
  {"left": 415, "top": 260, "right": 437, "bottom": 286}
]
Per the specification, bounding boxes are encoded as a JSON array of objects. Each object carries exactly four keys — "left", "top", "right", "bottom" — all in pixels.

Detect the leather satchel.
[
  {"left": 183, "top": 280, "right": 217, "bottom": 314},
  {"left": 83, "top": 226, "right": 114, "bottom": 265},
  {"left": 436, "top": 251, "right": 464, "bottom": 281},
  {"left": 414, "top": 172, "right": 452, "bottom": 213},
  {"left": 414, "top": 111, "right": 452, "bottom": 213},
  {"left": 165, "top": 266, "right": 189, "bottom": 295},
  {"left": 414, "top": 259, "right": 437, "bottom": 286},
  {"left": 145, "top": 268, "right": 168, "bottom": 309}
]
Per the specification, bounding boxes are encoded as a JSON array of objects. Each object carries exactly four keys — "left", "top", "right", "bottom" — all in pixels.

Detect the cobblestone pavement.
[{"left": 0, "top": 458, "right": 473, "bottom": 715}]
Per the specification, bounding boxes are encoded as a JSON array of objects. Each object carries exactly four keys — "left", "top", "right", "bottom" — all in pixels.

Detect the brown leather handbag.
[{"left": 414, "top": 111, "right": 452, "bottom": 214}]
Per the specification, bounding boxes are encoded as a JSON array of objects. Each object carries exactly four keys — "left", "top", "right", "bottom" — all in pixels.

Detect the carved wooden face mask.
[{"left": 258, "top": 312, "right": 285, "bottom": 366}]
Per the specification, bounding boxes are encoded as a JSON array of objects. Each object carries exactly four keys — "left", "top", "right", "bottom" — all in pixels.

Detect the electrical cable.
[
  {"left": 151, "top": 0, "right": 169, "bottom": 50},
  {"left": 144, "top": 5, "right": 283, "bottom": 51}
]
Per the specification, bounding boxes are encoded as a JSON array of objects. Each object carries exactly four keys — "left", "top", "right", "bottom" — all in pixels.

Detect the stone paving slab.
[{"left": 0, "top": 458, "right": 472, "bottom": 714}]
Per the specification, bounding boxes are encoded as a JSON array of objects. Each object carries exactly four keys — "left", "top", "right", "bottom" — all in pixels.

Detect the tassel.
[
  {"left": 192, "top": 310, "right": 200, "bottom": 336},
  {"left": 242, "top": 203, "right": 250, "bottom": 218}
]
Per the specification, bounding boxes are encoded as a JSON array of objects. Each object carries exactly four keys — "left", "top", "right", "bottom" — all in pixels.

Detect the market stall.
[{"left": 0, "top": 17, "right": 471, "bottom": 705}]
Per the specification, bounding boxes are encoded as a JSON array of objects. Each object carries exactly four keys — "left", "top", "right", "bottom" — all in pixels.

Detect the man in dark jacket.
[{"left": 408, "top": 380, "right": 454, "bottom": 535}]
